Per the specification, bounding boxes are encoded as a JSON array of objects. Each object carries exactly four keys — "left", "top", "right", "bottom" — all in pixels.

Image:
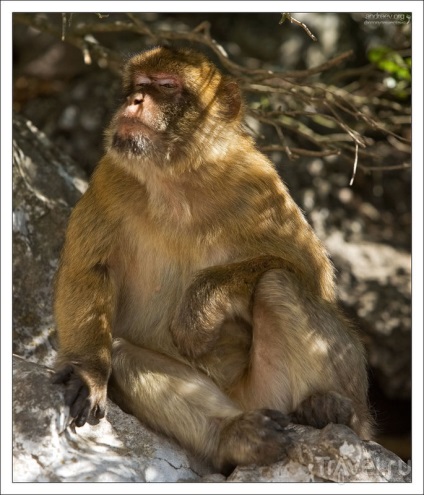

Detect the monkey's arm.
[
  {"left": 170, "top": 255, "right": 291, "bottom": 359},
  {"left": 53, "top": 192, "right": 118, "bottom": 426}
]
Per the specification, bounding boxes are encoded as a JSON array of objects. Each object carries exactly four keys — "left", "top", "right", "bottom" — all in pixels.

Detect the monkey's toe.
[
  {"left": 290, "top": 391, "right": 354, "bottom": 429},
  {"left": 259, "top": 408, "right": 291, "bottom": 429},
  {"left": 217, "top": 409, "right": 292, "bottom": 473}
]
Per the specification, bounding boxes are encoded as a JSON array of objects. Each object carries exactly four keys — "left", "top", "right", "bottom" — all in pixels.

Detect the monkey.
[{"left": 53, "top": 46, "right": 373, "bottom": 474}]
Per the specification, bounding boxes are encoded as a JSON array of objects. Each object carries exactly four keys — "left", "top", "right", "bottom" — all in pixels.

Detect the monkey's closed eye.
[
  {"left": 135, "top": 76, "right": 151, "bottom": 86},
  {"left": 156, "top": 78, "right": 180, "bottom": 90}
]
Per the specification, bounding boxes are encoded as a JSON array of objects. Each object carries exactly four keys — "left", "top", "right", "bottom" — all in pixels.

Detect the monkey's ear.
[{"left": 218, "top": 79, "right": 242, "bottom": 121}]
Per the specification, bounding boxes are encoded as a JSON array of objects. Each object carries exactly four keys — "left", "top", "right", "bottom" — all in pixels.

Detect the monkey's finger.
[
  {"left": 74, "top": 400, "right": 92, "bottom": 427},
  {"left": 63, "top": 378, "right": 83, "bottom": 409},
  {"left": 260, "top": 409, "right": 291, "bottom": 429},
  {"left": 94, "top": 403, "right": 106, "bottom": 419},
  {"left": 51, "top": 364, "right": 74, "bottom": 385},
  {"left": 69, "top": 385, "right": 89, "bottom": 419},
  {"left": 327, "top": 393, "right": 354, "bottom": 425}
]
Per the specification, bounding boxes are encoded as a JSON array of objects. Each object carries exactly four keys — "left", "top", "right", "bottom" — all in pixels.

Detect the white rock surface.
[
  {"left": 13, "top": 355, "right": 411, "bottom": 484},
  {"left": 227, "top": 423, "right": 411, "bottom": 483},
  {"left": 13, "top": 356, "right": 211, "bottom": 482}
]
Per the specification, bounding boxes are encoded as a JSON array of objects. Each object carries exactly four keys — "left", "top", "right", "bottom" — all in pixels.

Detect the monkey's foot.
[
  {"left": 290, "top": 391, "right": 354, "bottom": 429},
  {"left": 217, "top": 409, "right": 292, "bottom": 475}
]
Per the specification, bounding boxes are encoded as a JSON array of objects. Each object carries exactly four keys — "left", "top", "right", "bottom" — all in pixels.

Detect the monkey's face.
[
  {"left": 110, "top": 73, "right": 187, "bottom": 158},
  {"left": 105, "top": 47, "right": 242, "bottom": 168}
]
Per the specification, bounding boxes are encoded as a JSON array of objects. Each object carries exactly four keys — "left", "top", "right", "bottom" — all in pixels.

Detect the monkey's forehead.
[{"left": 124, "top": 47, "right": 221, "bottom": 87}]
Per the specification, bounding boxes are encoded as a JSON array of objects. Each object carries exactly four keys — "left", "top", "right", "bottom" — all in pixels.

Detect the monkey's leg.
[
  {"left": 234, "top": 269, "right": 373, "bottom": 439},
  {"left": 109, "top": 338, "right": 292, "bottom": 473},
  {"left": 170, "top": 255, "right": 292, "bottom": 359}
]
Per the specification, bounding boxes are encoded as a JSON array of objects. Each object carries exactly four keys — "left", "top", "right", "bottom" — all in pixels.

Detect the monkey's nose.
[{"left": 128, "top": 93, "right": 144, "bottom": 106}]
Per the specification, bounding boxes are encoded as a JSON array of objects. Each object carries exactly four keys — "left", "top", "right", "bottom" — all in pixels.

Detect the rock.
[
  {"left": 228, "top": 461, "right": 325, "bottom": 482},
  {"left": 325, "top": 232, "right": 411, "bottom": 399},
  {"left": 12, "top": 356, "right": 211, "bottom": 482},
  {"left": 13, "top": 355, "right": 410, "bottom": 483},
  {"left": 13, "top": 113, "right": 88, "bottom": 368},
  {"left": 228, "top": 424, "right": 411, "bottom": 483}
]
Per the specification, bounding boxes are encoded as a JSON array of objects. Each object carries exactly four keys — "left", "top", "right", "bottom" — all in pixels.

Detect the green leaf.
[{"left": 367, "top": 46, "right": 411, "bottom": 82}]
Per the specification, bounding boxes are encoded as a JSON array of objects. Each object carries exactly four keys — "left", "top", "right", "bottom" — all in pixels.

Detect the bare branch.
[
  {"left": 279, "top": 13, "right": 318, "bottom": 42},
  {"left": 13, "top": 13, "right": 411, "bottom": 177},
  {"left": 361, "top": 163, "right": 411, "bottom": 172},
  {"left": 125, "top": 13, "right": 155, "bottom": 37},
  {"left": 349, "top": 144, "right": 359, "bottom": 186},
  {"left": 260, "top": 146, "right": 340, "bottom": 158}
]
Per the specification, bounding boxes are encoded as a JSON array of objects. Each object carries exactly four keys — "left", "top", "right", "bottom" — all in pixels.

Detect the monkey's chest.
[
  {"left": 112, "top": 236, "right": 226, "bottom": 352},
  {"left": 110, "top": 212, "right": 234, "bottom": 350},
  {"left": 113, "top": 253, "right": 183, "bottom": 341}
]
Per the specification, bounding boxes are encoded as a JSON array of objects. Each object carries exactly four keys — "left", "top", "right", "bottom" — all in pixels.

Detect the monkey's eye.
[
  {"left": 135, "top": 76, "right": 152, "bottom": 88},
  {"left": 157, "top": 79, "right": 179, "bottom": 89}
]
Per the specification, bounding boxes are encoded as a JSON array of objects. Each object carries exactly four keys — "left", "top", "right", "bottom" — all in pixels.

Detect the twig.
[
  {"left": 260, "top": 145, "right": 340, "bottom": 158},
  {"left": 252, "top": 51, "right": 354, "bottom": 81},
  {"left": 61, "top": 13, "right": 73, "bottom": 41},
  {"left": 323, "top": 101, "right": 367, "bottom": 148},
  {"left": 349, "top": 143, "right": 359, "bottom": 186},
  {"left": 279, "top": 13, "right": 318, "bottom": 42},
  {"left": 361, "top": 163, "right": 411, "bottom": 172},
  {"left": 125, "top": 13, "right": 155, "bottom": 37},
  {"left": 61, "top": 13, "right": 66, "bottom": 41}
]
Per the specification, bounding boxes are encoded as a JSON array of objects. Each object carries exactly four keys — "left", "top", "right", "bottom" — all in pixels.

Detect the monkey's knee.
[{"left": 290, "top": 391, "right": 355, "bottom": 430}]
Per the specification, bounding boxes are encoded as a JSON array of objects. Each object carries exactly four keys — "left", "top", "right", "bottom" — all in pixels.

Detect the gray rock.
[
  {"left": 13, "top": 113, "right": 88, "bottom": 368},
  {"left": 13, "top": 356, "right": 210, "bottom": 482},
  {"left": 228, "top": 461, "right": 325, "bottom": 482},
  {"left": 326, "top": 232, "right": 411, "bottom": 399},
  {"left": 228, "top": 424, "right": 411, "bottom": 483},
  {"left": 13, "top": 354, "right": 410, "bottom": 483}
]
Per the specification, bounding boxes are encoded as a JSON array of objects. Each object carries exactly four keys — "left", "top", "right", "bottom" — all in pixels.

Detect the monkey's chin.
[
  {"left": 112, "top": 132, "right": 155, "bottom": 157},
  {"left": 111, "top": 116, "right": 163, "bottom": 157}
]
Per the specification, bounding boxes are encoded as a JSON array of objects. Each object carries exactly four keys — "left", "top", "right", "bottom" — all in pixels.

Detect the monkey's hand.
[{"left": 52, "top": 363, "right": 109, "bottom": 428}]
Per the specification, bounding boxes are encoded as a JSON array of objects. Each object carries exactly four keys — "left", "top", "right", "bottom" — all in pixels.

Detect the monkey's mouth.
[
  {"left": 112, "top": 117, "right": 159, "bottom": 155},
  {"left": 116, "top": 116, "right": 157, "bottom": 138}
]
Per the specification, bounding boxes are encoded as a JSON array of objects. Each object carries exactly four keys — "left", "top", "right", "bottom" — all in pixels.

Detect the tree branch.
[{"left": 13, "top": 13, "right": 411, "bottom": 176}]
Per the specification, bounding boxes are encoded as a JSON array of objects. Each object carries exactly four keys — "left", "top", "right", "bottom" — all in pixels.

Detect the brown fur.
[{"left": 53, "top": 46, "right": 373, "bottom": 472}]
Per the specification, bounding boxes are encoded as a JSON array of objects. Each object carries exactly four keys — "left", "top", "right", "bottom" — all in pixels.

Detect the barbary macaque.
[{"left": 53, "top": 46, "right": 373, "bottom": 473}]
